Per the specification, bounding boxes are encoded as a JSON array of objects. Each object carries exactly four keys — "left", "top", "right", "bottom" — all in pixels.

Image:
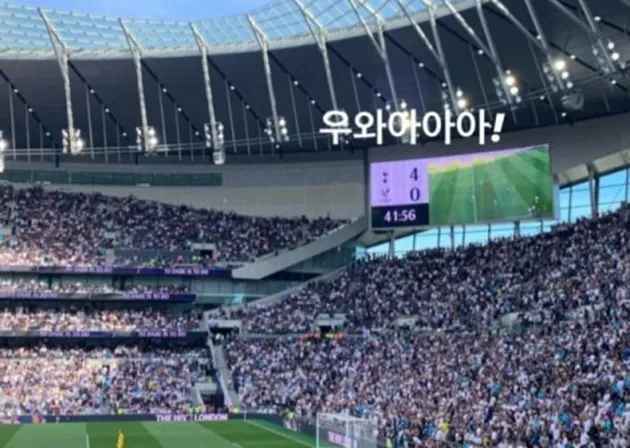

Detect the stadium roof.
[
  {"left": 0, "top": 0, "right": 629, "bottom": 163},
  {"left": 0, "top": 0, "right": 465, "bottom": 58}
]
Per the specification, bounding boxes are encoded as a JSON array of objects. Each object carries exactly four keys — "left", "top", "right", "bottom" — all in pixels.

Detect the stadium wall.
[
  {"left": 9, "top": 160, "right": 365, "bottom": 220},
  {"left": 6, "top": 113, "right": 629, "bottom": 220}
]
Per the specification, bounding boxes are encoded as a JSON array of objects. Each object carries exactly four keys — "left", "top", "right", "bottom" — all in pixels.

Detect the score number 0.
[{"left": 409, "top": 167, "right": 421, "bottom": 202}]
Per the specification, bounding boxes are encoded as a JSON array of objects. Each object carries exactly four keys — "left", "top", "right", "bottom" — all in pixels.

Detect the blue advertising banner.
[
  {"left": 0, "top": 291, "right": 196, "bottom": 302},
  {"left": 0, "top": 265, "right": 232, "bottom": 278},
  {"left": 0, "top": 330, "right": 206, "bottom": 339}
]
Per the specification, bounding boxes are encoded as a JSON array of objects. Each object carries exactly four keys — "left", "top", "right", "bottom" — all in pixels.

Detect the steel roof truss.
[
  {"left": 39, "top": 8, "right": 77, "bottom": 153},
  {"left": 248, "top": 16, "right": 282, "bottom": 146},
  {"left": 414, "top": 0, "right": 458, "bottom": 112},
  {"left": 293, "top": 0, "right": 340, "bottom": 110},
  {"left": 346, "top": 0, "right": 399, "bottom": 109},
  {"left": 120, "top": 19, "right": 150, "bottom": 153},
  {"left": 191, "top": 23, "right": 221, "bottom": 154}
]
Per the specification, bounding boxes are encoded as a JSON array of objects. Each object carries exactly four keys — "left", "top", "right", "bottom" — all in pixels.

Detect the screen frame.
[{"left": 367, "top": 143, "right": 557, "bottom": 231}]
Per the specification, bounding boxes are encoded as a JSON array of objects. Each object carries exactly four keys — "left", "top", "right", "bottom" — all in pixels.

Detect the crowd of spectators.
[
  {"left": 227, "top": 300, "right": 630, "bottom": 446},
  {"left": 108, "top": 349, "right": 207, "bottom": 414},
  {"left": 215, "top": 204, "right": 630, "bottom": 334},
  {"left": 0, "top": 347, "right": 207, "bottom": 416},
  {"left": 0, "top": 185, "right": 343, "bottom": 266},
  {"left": 219, "top": 205, "right": 630, "bottom": 446},
  {"left": 0, "top": 306, "right": 199, "bottom": 332}
]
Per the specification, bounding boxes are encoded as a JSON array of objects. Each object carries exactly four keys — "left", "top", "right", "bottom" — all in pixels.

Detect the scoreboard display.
[{"left": 369, "top": 144, "right": 554, "bottom": 229}]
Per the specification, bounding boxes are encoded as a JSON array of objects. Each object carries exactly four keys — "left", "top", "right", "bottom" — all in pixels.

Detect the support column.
[
  {"left": 85, "top": 85, "right": 94, "bottom": 157},
  {"left": 157, "top": 84, "right": 167, "bottom": 147},
  {"left": 248, "top": 17, "right": 282, "bottom": 143},
  {"left": 568, "top": 185, "right": 573, "bottom": 222},
  {"left": 191, "top": 23, "right": 220, "bottom": 152},
  {"left": 40, "top": 9, "right": 78, "bottom": 153},
  {"left": 8, "top": 85, "right": 16, "bottom": 158},
  {"left": 25, "top": 105, "right": 31, "bottom": 161},
  {"left": 120, "top": 19, "right": 150, "bottom": 152},
  {"left": 587, "top": 164, "right": 598, "bottom": 218},
  {"left": 288, "top": 75, "right": 302, "bottom": 147},
  {"left": 388, "top": 230, "right": 395, "bottom": 258}
]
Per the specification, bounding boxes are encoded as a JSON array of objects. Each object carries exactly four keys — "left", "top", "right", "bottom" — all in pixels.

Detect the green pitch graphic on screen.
[{"left": 427, "top": 145, "right": 552, "bottom": 226}]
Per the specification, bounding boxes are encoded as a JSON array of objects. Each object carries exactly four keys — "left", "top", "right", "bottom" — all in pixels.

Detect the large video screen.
[{"left": 370, "top": 144, "right": 554, "bottom": 229}]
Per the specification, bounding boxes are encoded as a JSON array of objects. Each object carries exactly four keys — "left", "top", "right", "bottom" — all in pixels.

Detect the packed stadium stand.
[
  {"left": 0, "top": 346, "right": 208, "bottom": 416},
  {"left": 0, "top": 185, "right": 343, "bottom": 266},
  {"left": 1, "top": 0, "right": 630, "bottom": 446},
  {"left": 221, "top": 203, "right": 630, "bottom": 445},
  {"left": 214, "top": 202, "right": 630, "bottom": 333}
]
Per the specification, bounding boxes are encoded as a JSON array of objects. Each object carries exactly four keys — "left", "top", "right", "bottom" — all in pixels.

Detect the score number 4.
[{"left": 409, "top": 167, "right": 421, "bottom": 202}]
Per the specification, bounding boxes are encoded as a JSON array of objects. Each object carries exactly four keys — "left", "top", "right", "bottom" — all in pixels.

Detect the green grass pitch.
[
  {"left": 0, "top": 420, "right": 338, "bottom": 448},
  {"left": 428, "top": 146, "right": 553, "bottom": 226}
]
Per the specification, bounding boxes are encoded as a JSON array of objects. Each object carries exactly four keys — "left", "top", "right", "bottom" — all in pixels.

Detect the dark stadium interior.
[{"left": 1, "top": 0, "right": 630, "bottom": 163}]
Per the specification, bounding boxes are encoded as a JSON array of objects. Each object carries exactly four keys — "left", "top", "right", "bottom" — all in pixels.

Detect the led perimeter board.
[{"left": 369, "top": 144, "right": 555, "bottom": 229}]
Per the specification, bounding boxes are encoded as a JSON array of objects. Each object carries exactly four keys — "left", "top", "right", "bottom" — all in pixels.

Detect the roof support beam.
[
  {"left": 395, "top": 0, "right": 440, "bottom": 64},
  {"left": 532, "top": 0, "right": 613, "bottom": 74},
  {"left": 39, "top": 9, "right": 77, "bottom": 153},
  {"left": 346, "top": 0, "right": 399, "bottom": 110},
  {"left": 441, "top": 0, "right": 493, "bottom": 59},
  {"left": 398, "top": 0, "right": 457, "bottom": 110},
  {"left": 571, "top": 0, "right": 616, "bottom": 70},
  {"left": 293, "top": 0, "right": 339, "bottom": 111},
  {"left": 521, "top": 0, "right": 567, "bottom": 98},
  {"left": 191, "top": 23, "right": 220, "bottom": 155},
  {"left": 247, "top": 16, "right": 282, "bottom": 145},
  {"left": 491, "top": 0, "right": 569, "bottom": 96},
  {"left": 442, "top": 0, "right": 515, "bottom": 116},
  {"left": 547, "top": 0, "right": 596, "bottom": 37},
  {"left": 489, "top": 0, "right": 546, "bottom": 53},
  {"left": 471, "top": 0, "right": 516, "bottom": 110},
  {"left": 526, "top": 39, "right": 560, "bottom": 125},
  {"left": 587, "top": 163, "right": 598, "bottom": 218},
  {"left": 120, "top": 19, "right": 151, "bottom": 153}
]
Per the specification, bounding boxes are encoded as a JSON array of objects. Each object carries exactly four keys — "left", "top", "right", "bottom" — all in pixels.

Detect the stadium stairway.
[
  {"left": 208, "top": 339, "right": 240, "bottom": 408},
  {"left": 232, "top": 216, "right": 367, "bottom": 280},
  {"left": 192, "top": 381, "right": 216, "bottom": 411}
]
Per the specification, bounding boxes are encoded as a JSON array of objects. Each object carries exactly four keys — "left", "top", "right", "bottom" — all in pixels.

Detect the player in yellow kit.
[{"left": 116, "top": 429, "right": 125, "bottom": 448}]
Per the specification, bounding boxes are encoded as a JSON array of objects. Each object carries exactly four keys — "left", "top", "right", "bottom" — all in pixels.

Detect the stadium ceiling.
[{"left": 0, "top": 0, "right": 629, "bottom": 162}]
